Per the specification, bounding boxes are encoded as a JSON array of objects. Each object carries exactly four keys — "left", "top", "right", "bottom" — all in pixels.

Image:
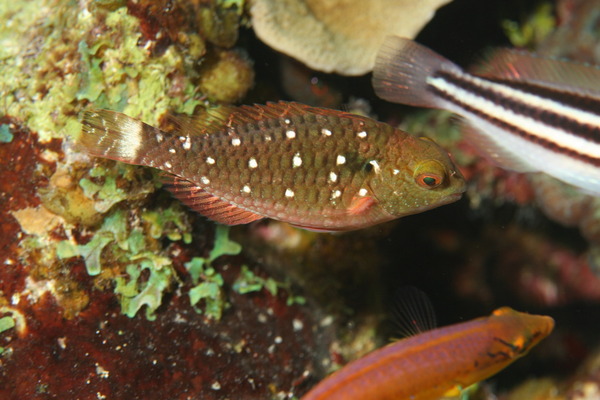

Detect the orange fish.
[{"left": 302, "top": 307, "right": 554, "bottom": 400}]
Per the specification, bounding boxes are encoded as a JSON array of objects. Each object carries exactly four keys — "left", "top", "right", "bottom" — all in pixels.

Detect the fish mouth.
[{"left": 439, "top": 191, "right": 464, "bottom": 205}]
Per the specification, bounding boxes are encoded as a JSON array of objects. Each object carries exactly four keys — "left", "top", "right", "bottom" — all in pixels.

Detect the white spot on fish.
[
  {"left": 331, "top": 190, "right": 341, "bottom": 199},
  {"left": 286, "top": 130, "right": 296, "bottom": 139},
  {"left": 292, "top": 153, "right": 302, "bottom": 168},
  {"left": 265, "top": 135, "right": 272, "bottom": 142},
  {"left": 285, "top": 188, "right": 295, "bottom": 198},
  {"left": 242, "top": 185, "right": 251, "bottom": 193},
  {"left": 179, "top": 136, "right": 186, "bottom": 142},
  {"left": 156, "top": 133, "right": 164, "bottom": 143},
  {"left": 357, "top": 131, "right": 367, "bottom": 138},
  {"left": 358, "top": 188, "right": 368, "bottom": 196},
  {"left": 369, "top": 160, "right": 381, "bottom": 173},
  {"left": 183, "top": 137, "right": 191, "bottom": 150},
  {"left": 164, "top": 161, "right": 172, "bottom": 169},
  {"left": 169, "top": 148, "right": 176, "bottom": 154},
  {"left": 201, "top": 176, "right": 210, "bottom": 185},
  {"left": 336, "top": 155, "right": 346, "bottom": 165},
  {"left": 321, "top": 128, "right": 332, "bottom": 136},
  {"left": 248, "top": 157, "right": 258, "bottom": 168},
  {"left": 329, "top": 172, "right": 338, "bottom": 182},
  {"left": 232, "top": 138, "right": 241, "bottom": 146},
  {"left": 393, "top": 169, "right": 400, "bottom": 175},
  {"left": 284, "top": 118, "right": 291, "bottom": 125},
  {"left": 206, "top": 157, "right": 215, "bottom": 165}
]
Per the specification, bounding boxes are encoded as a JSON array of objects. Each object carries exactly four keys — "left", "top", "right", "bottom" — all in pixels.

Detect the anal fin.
[{"left": 161, "top": 174, "right": 263, "bottom": 225}]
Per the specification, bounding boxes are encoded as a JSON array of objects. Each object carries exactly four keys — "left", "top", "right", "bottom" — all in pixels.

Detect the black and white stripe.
[
  {"left": 428, "top": 70, "right": 600, "bottom": 165},
  {"left": 372, "top": 36, "right": 600, "bottom": 194}
]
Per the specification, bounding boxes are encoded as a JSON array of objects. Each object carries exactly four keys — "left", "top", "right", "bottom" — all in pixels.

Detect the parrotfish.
[
  {"left": 373, "top": 36, "right": 600, "bottom": 195},
  {"left": 302, "top": 305, "right": 554, "bottom": 400},
  {"left": 80, "top": 101, "right": 465, "bottom": 231}
]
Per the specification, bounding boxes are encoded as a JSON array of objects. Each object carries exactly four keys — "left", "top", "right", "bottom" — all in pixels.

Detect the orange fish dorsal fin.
[
  {"left": 160, "top": 174, "right": 264, "bottom": 225},
  {"left": 390, "top": 286, "right": 437, "bottom": 339}
]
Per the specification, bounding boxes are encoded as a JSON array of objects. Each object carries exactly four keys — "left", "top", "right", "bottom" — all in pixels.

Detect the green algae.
[
  {"left": 5, "top": 0, "right": 259, "bottom": 322},
  {"left": 0, "top": 316, "right": 15, "bottom": 333},
  {"left": 143, "top": 207, "right": 193, "bottom": 244},
  {"left": 114, "top": 254, "right": 173, "bottom": 320},
  {"left": 234, "top": 265, "right": 279, "bottom": 295},
  {"left": 0, "top": 316, "right": 15, "bottom": 355},
  {"left": 184, "top": 225, "right": 241, "bottom": 320},
  {"left": 1, "top": 2, "right": 201, "bottom": 142},
  {"left": 234, "top": 265, "right": 306, "bottom": 306},
  {"left": 0, "top": 124, "right": 13, "bottom": 143},
  {"left": 186, "top": 258, "right": 226, "bottom": 320},
  {"left": 57, "top": 206, "right": 192, "bottom": 319},
  {"left": 502, "top": 2, "right": 556, "bottom": 48}
]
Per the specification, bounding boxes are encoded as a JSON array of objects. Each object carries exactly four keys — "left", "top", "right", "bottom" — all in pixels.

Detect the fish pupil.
[{"left": 423, "top": 176, "right": 437, "bottom": 186}]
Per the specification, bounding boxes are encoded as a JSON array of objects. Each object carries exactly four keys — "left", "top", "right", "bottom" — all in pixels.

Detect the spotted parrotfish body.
[{"left": 80, "top": 101, "right": 465, "bottom": 231}]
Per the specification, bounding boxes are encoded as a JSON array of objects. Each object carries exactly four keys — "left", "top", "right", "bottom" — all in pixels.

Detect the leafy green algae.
[
  {"left": 184, "top": 225, "right": 241, "bottom": 320},
  {"left": 0, "top": 316, "right": 15, "bottom": 355},
  {"left": 0, "top": 316, "right": 15, "bottom": 334},
  {"left": 5, "top": 1, "right": 255, "bottom": 321},
  {"left": 0, "top": 124, "right": 13, "bottom": 143},
  {"left": 57, "top": 206, "right": 192, "bottom": 319},
  {"left": 233, "top": 266, "right": 306, "bottom": 306},
  {"left": 1, "top": 2, "right": 200, "bottom": 142}
]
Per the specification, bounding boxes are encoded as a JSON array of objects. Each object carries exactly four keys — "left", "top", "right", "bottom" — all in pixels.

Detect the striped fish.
[{"left": 372, "top": 36, "right": 600, "bottom": 195}]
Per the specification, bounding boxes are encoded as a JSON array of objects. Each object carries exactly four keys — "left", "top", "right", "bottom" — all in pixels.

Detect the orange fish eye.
[
  {"left": 414, "top": 160, "right": 446, "bottom": 189},
  {"left": 416, "top": 173, "right": 443, "bottom": 189}
]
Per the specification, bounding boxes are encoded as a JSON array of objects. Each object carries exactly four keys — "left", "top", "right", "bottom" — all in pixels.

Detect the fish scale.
[{"left": 81, "top": 101, "right": 465, "bottom": 231}]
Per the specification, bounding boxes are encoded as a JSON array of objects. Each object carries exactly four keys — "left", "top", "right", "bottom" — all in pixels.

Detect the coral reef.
[
  {"left": 0, "top": 1, "right": 325, "bottom": 398},
  {"left": 1, "top": 0, "right": 600, "bottom": 399}
]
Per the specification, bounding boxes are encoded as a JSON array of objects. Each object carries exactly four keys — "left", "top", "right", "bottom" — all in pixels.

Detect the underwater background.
[{"left": 1, "top": 0, "right": 600, "bottom": 398}]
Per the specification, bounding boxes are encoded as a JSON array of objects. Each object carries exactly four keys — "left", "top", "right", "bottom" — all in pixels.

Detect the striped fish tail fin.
[
  {"left": 372, "top": 36, "right": 460, "bottom": 109},
  {"left": 81, "top": 110, "right": 167, "bottom": 166}
]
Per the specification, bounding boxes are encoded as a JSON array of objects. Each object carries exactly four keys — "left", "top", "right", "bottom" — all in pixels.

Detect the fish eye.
[
  {"left": 416, "top": 174, "right": 442, "bottom": 188},
  {"left": 414, "top": 160, "right": 446, "bottom": 189}
]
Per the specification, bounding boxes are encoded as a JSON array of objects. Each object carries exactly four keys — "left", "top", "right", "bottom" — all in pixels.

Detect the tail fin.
[
  {"left": 372, "top": 36, "right": 461, "bottom": 109},
  {"left": 80, "top": 110, "right": 165, "bottom": 165}
]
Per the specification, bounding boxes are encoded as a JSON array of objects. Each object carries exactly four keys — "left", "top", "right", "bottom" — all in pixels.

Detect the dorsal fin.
[
  {"left": 160, "top": 173, "right": 264, "bottom": 225},
  {"left": 390, "top": 286, "right": 437, "bottom": 339},
  {"left": 165, "top": 101, "right": 369, "bottom": 137},
  {"left": 472, "top": 49, "right": 600, "bottom": 97},
  {"left": 163, "top": 105, "right": 239, "bottom": 136}
]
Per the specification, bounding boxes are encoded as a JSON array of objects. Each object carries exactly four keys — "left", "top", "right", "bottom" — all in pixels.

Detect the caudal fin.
[
  {"left": 80, "top": 110, "right": 166, "bottom": 165},
  {"left": 372, "top": 36, "right": 461, "bottom": 109}
]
